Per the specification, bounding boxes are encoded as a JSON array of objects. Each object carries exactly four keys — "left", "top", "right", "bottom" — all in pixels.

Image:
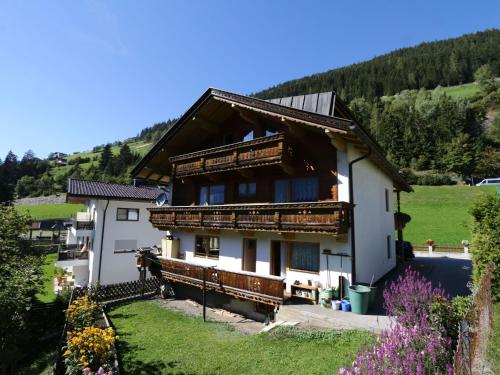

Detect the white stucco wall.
[
  {"left": 171, "top": 230, "right": 352, "bottom": 292},
  {"left": 89, "top": 199, "right": 165, "bottom": 285},
  {"left": 348, "top": 144, "right": 396, "bottom": 284}
]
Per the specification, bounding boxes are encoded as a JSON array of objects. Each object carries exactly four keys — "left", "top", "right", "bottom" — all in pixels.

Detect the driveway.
[{"left": 371, "top": 254, "right": 473, "bottom": 314}]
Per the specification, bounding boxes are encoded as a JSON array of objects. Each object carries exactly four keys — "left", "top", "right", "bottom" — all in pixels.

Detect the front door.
[
  {"left": 242, "top": 238, "right": 257, "bottom": 272},
  {"left": 270, "top": 241, "right": 281, "bottom": 276}
]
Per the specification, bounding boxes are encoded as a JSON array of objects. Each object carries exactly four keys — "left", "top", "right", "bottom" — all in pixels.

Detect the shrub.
[
  {"left": 65, "top": 296, "right": 101, "bottom": 329},
  {"left": 470, "top": 195, "right": 500, "bottom": 301},
  {"left": 64, "top": 327, "right": 116, "bottom": 374},
  {"left": 383, "top": 267, "right": 446, "bottom": 327},
  {"left": 416, "top": 173, "right": 455, "bottom": 186}
]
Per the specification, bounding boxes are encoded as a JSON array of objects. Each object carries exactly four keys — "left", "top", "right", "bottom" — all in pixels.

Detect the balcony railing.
[
  {"left": 72, "top": 220, "right": 95, "bottom": 230},
  {"left": 149, "top": 201, "right": 351, "bottom": 235},
  {"left": 57, "top": 244, "right": 89, "bottom": 262},
  {"left": 154, "top": 257, "right": 284, "bottom": 305},
  {"left": 169, "top": 133, "right": 292, "bottom": 178}
]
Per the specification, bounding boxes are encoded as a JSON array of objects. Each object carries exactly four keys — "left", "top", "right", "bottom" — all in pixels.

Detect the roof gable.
[{"left": 131, "top": 88, "right": 412, "bottom": 192}]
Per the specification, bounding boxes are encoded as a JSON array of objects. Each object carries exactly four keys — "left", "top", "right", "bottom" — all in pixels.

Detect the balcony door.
[{"left": 242, "top": 238, "right": 256, "bottom": 272}]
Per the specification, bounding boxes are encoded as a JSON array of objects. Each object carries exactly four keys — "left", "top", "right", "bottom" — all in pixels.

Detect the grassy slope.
[
  {"left": 16, "top": 203, "right": 85, "bottom": 220},
  {"left": 441, "top": 82, "right": 480, "bottom": 99},
  {"left": 109, "top": 300, "right": 372, "bottom": 375},
  {"left": 36, "top": 252, "right": 57, "bottom": 303},
  {"left": 399, "top": 185, "right": 496, "bottom": 246},
  {"left": 51, "top": 140, "right": 152, "bottom": 178}
]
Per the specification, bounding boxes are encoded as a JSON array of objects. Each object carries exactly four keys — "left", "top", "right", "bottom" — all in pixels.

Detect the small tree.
[
  {"left": 99, "top": 144, "right": 113, "bottom": 171},
  {"left": 0, "top": 205, "right": 42, "bottom": 372},
  {"left": 474, "top": 64, "right": 497, "bottom": 95},
  {"left": 470, "top": 195, "right": 500, "bottom": 301}
]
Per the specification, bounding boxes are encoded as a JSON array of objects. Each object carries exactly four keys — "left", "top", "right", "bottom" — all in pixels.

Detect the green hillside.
[
  {"left": 399, "top": 185, "right": 496, "bottom": 246},
  {"left": 254, "top": 29, "right": 499, "bottom": 100},
  {"left": 50, "top": 140, "right": 152, "bottom": 178}
]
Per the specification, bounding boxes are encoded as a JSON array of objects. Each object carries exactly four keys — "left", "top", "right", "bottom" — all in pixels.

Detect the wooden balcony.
[
  {"left": 154, "top": 257, "right": 284, "bottom": 306},
  {"left": 170, "top": 133, "right": 292, "bottom": 178},
  {"left": 149, "top": 201, "right": 351, "bottom": 235}
]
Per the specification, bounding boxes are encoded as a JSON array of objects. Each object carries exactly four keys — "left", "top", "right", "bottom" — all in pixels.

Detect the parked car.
[
  {"left": 396, "top": 240, "right": 415, "bottom": 259},
  {"left": 476, "top": 178, "right": 500, "bottom": 186}
]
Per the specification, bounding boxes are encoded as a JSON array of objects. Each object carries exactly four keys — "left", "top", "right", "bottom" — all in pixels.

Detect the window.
[
  {"left": 243, "top": 130, "right": 254, "bottom": 142},
  {"left": 385, "top": 188, "right": 389, "bottom": 212},
  {"left": 274, "top": 179, "right": 290, "bottom": 203},
  {"left": 117, "top": 208, "right": 139, "bottom": 221},
  {"left": 114, "top": 240, "right": 138, "bottom": 252},
  {"left": 291, "top": 177, "right": 318, "bottom": 202},
  {"left": 387, "top": 235, "right": 391, "bottom": 259},
  {"left": 274, "top": 177, "right": 318, "bottom": 203},
  {"left": 238, "top": 182, "right": 256, "bottom": 198},
  {"left": 289, "top": 242, "right": 320, "bottom": 273},
  {"left": 195, "top": 236, "right": 220, "bottom": 258},
  {"left": 265, "top": 129, "right": 278, "bottom": 137},
  {"left": 199, "top": 185, "right": 225, "bottom": 205}
]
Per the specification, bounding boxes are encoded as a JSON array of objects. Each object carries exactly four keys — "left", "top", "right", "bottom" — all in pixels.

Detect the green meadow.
[{"left": 399, "top": 185, "right": 496, "bottom": 246}]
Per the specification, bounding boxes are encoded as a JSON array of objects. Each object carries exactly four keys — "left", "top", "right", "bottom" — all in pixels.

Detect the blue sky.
[{"left": 0, "top": 1, "right": 498, "bottom": 159}]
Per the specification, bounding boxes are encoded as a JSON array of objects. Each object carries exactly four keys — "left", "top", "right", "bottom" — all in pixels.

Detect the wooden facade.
[
  {"left": 149, "top": 201, "right": 351, "bottom": 235},
  {"left": 153, "top": 257, "right": 284, "bottom": 306},
  {"left": 171, "top": 133, "right": 292, "bottom": 178}
]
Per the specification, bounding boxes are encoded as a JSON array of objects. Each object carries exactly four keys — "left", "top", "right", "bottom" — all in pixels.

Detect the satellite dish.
[{"left": 155, "top": 191, "right": 168, "bottom": 207}]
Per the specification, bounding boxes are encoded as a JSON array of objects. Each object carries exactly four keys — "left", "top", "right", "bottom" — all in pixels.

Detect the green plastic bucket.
[
  {"left": 348, "top": 285, "right": 371, "bottom": 314},
  {"left": 358, "top": 283, "right": 378, "bottom": 307}
]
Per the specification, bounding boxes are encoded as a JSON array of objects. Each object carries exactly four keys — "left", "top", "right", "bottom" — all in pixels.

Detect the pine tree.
[{"left": 99, "top": 144, "right": 113, "bottom": 171}]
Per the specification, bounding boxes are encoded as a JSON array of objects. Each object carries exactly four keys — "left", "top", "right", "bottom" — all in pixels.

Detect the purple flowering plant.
[{"left": 339, "top": 267, "right": 454, "bottom": 374}]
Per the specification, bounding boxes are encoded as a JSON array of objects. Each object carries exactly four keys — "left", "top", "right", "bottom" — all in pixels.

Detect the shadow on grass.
[{"left": 116, "top": 339, "right": 205, "bottom": 375}]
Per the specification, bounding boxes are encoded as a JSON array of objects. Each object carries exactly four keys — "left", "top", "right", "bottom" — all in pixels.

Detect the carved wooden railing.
[
  {"left": 169, "top": 133, "right": 292, "bottom": 178},
  {"left": 156, "top": 257, "right": 284, "bottom": 305},
  {"left": 149, "top": 201, "right": 351, "bottom": 235}
]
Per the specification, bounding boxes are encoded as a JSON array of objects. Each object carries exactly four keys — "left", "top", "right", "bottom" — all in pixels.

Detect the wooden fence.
[
  {"left": 453, "top": 264, "right": 494, "bottom": 374},
  {"left": 81, "top": 278, "right": 161, "bottom": 303},
  {"left": 54, "top": 278, "right": 161, "bottom": 374}
]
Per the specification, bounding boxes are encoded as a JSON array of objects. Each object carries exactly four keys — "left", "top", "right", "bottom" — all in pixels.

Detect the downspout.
[
  {"left": 348, "top": 123, "right": 372, "bottom": 285},
  {"left": 97, "top": 199, "right": 110, "bottom": 283}
]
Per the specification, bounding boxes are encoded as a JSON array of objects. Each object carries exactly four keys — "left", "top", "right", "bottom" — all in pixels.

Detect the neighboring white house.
[
  {"left": 57, "top": 179, "right": 166, "bottom": 286},
  {"left": 130, "top": 88, "right": 412, "bottom": 311}
]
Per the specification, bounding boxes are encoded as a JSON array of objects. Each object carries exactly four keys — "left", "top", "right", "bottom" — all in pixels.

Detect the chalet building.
[
  {"left": 57, "top": 179, "right": 165, "bottom": 286},
  {"left": 132, "top": 88, "right": 411, "bottom": 315}
]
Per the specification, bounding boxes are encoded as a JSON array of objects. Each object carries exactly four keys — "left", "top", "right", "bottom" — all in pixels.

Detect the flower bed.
[
  {"left": 62, "top": 296, "right": 118, "bottom": 375},
  {"left": 339, "top": 267, "right": 470, "bottom": 374}
]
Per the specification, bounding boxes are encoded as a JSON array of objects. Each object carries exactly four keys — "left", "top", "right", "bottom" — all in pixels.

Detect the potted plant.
[
  {"left": 426, "top": 239, "right": 434, "bottom": 253},
  {"left": 56, "top": 267, "right": 66, "bottom": 286}
]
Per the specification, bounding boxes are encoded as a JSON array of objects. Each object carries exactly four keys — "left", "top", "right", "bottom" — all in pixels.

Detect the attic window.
[
  {"left": 243, "top": 130, "right": 254, "bottom": 142},
  {"left": 265, "top": 130, "right": 278, "bottom": 137}
]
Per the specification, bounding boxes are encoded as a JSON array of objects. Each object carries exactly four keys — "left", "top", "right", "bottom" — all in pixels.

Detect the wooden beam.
[
  {"left": 192, "top": 116, "right": 219, "bottom": 134},
  {"left": 238, "top": 168, "right": 255, "bottom": 179},
  {"left": 325, "top": 130, "right": 347, "bottom": 152}
]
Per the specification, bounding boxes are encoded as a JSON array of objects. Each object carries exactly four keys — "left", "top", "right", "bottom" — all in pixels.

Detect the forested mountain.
[{"left": 254, "top": 29, "right": 500, "bottom": 101}]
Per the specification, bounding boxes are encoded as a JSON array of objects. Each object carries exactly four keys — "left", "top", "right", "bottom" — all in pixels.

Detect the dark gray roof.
[
  {"left": 67, "top": 179, "right": 163, "bottom": 201},
  {"left": 266, "top": 92, "right": 335, "bottom": 116}
]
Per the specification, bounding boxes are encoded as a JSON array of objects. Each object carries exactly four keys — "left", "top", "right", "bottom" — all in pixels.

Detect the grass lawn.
[
  {"left": 399, "top": 185, "right": 496, "bottom": 246},
  {"left": 36, "top": 252, "right": 57, "bottom": 303},
  {"left": 488, "top": 302, "right": 500, "bottom": 374},
  {"left": 441, "top": 82, "right": 480, "bottom": 99},
  {"left": 16, "top": 203, "right": 85, "bottom": 220},
  {"left": 108, "top": 301, "right": 372, "bottom": 375}
]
